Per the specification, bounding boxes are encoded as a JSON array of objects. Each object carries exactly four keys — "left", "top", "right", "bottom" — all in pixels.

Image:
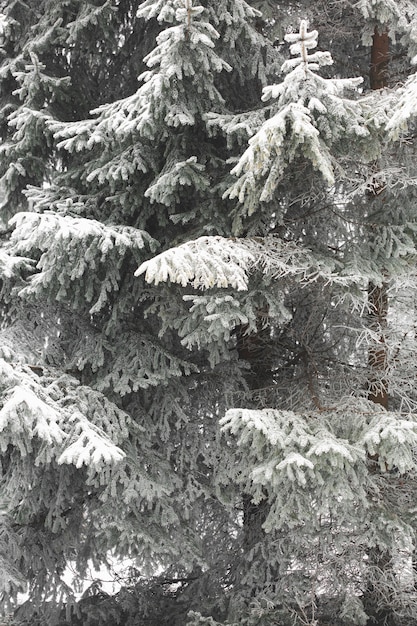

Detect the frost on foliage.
[
  {"left": 144, "top": 156, "right": 210, "bottom": 206},
  {"left": 149, "top": 288, "right": 291, "bottom": 368},
  {"left": 57, "top": 411, "right": 124, "bottom": 471},
  {"left": 0, "top": 46, "right": 70, "bottom": 219},
  {"left": 355, "top": 0, "right": 417, "bottom": 50},
  {"left": 0, "top": 358, "right": 127, "bottom": 473},
  {"left": 221, "top": 407, "right": 312, "bottom": 449},
  {"left": 225, "top": 20, "right": 366, "bottom": 215},
  {"left": 220, "top": 402, "right": 417, "bottom": 529},
  {"left": 0, "top": 249, "right": 34, "bottom": 279},
  {"left": 182, "top": 291, "right": 288, "bottom": 343},
  {"left": 205, "top": 108, "right": 268, "bottom": 150},
  {"left": 281, "top": 20, "right": 333, "bottom": 73},
  {"left": 45, "top": 0, "right": 235, "bottom": 224},
  {"left": 47, "top": 377, "right": 132, "bottom": 444},
  {"left": 12, "top": 52, "right": 71, "bottom": 104},
  {"left": 361, "top": 414, "right": 417, "bottom": 473},
  {"left": 221, "top": 409, "right": 364, "bottom": 479},
  {"left": 0, "top": 555, "right": 26, "bottom": 598},
  {"left": 137, "top": 236, "right": 255, "bottom": 290},
  {"left": 0, "top": 360, "right": 65, "bottom": 458},
  {"left": 339, "top": 595, "right": 368, "bottom": 626},
  {"left": 136, "top": 0, "right": 267, "bottom": 93},
  {"left": 48, "top": 117, "right": 103, "bottom": 152},
  {"left": 66, "top": 0, "right": 232, "bottom": 146},
  {"left": 356, "top": 0, "right": 400, "bottom": 23},
  {"left": 136, "top": 0, "right": 182, "bottom": 23},
  {"left": 386, "top": 70, "right": 417, "bottom": 139},
  {"left": 65, "top": 0, "right": 116, "bottom": 44},
  {"left": 0, "top": 12, "right": 9, "bottom": 46},
  {"left": 205, "top": 0, "right": 271, "bottom": 85},
  {"left": 0, "top": 386, "right": 65, "bottom": 453},
  {"left": 86, "top": 144, "right": 152, "bottom": 188},
  {"left": 133, "top": 16, "right": 231, "bottom": 135},
  {"left": 137, "top": 234, "right": 368, "bottom": 292},
  {"left": 94, "top": 333, "right": 198, "bottom": 395},
  {"left": 8, "top": 212, "right": 156, "bottom": 312},
  {"left": 220, "top": 406, "right": 366, "bottom": 527},
  {"left": 230, "top": 101, "right": 336, "bottom": 198},
  {"left": 179, "top": 294, "right": 251, "bottom": 349},
  {"left": 0, "top": 513, "right": 27, "bottom": 597}
]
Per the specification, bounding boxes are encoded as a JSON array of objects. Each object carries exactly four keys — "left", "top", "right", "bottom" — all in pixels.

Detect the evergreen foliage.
[{"left": 2, "top": 2, "right": 417, "bottom": 626}]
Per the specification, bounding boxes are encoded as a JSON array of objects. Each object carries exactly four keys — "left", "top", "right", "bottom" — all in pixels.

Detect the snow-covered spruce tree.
[
  {"left": 0, "top": 2, "right": 171, "bottom": 615},
  {"left": 3, "top": 2, "right": 417, "bottom": 626},
  {"left": 0, "top": 0, "right": 279, "bottom": 624},
  {"left": 140, "top": 12, "right": 417, "bottom": 626}
]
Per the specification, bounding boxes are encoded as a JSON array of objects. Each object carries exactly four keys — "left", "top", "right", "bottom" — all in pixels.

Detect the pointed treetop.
[
  {"left": 222, "top": 20, "right": 366, "bottom": 219},
  {"left": 281, "top": 19, "right": 333, "bottom": 75},
  {"left": 137, "top": 0, "right": 204, "bottom": 26}
]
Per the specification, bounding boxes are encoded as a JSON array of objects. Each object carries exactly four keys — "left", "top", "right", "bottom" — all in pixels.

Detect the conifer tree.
[
  {"left": 0, "top": 0, "right": 276, "bottom": 623},
  {"left": 2, "top": 2, "right": 417, "bottom": 626},
  {"left": 141, "top": 7, "right": 417, "bottom": 626}
]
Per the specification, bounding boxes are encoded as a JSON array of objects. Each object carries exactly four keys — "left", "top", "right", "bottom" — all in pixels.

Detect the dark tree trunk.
[
  {"left": 367, "top": 24, "right": 390, "bottom": 413},
  {"left": 370, "top": 27, "right": 390, "bottom": 89},
  {"left": 364, "top": 27, "right": 396, "bottom": 626}
]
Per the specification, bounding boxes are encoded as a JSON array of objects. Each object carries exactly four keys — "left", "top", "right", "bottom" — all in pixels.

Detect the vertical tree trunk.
[
  {"left": 367, "top": 21, "right": 390, "bottom": 426},
  {"left": 364, "top": 26, "right": 395, "bottom": 626},
  {"left": 370, "top": 27, "right": 389, "bottom": 90},
  {"left": 367, "top": 24, "right": 390, "bottom": 422}
]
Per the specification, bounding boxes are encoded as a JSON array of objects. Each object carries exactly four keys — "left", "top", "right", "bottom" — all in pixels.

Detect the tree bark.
[
  {"left": 370, "top": 27, "right": 389, "bottom": 90},
  {"left": 367, "top": 25, "right": 390, "bottom": 414},
  {"left": 364, "top": 27, "right": 395, "bottom": 626},
  {"left": 367, "top": 25, "right": 390, "bottom": 411}
]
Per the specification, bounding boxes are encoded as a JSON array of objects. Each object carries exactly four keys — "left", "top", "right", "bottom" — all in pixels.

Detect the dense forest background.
[{"left": 2, "top": 1, "right": 417, "bottom": 625}]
